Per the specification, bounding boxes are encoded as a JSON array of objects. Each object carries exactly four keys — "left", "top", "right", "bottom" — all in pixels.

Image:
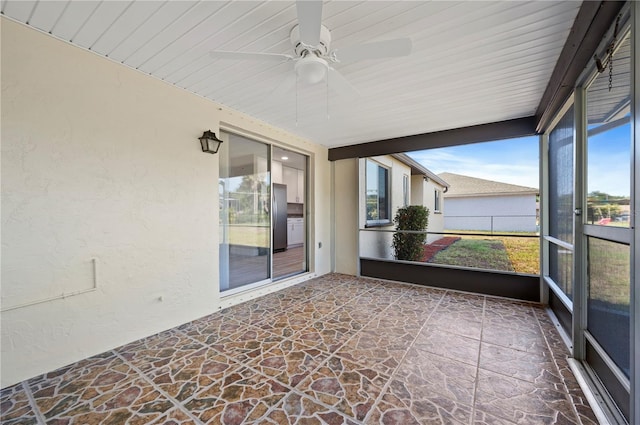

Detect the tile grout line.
[
  {"left": 228, "top": 280, "right": 374, "bottom": 334},
  {"left": 472, "top": 301, "right": 565, "bottom": 424},
  {"left": 361, "top": 289, "right": 449, "bottom": 424},
  {"left": 170, "top": 315, "right": 302, "bottom": 410},
  {"left": 21, "top": 381, "right": 47, "bottom": 425},
  {"left": 284, "top": 283, "right": 410, "bottom": 424},
  {"left": 170, "top": 279, "right": 371, "bottom": 423},
  {"left": 111, "top": 349, "right": 206, "bottom": 425},
  {"left": 247, "top": 280, "right": 378, "bottom": 424},
  {"left": 265, "top": 283, "right": 416, "bottom": 424},
  {"left": 469, "top": 295, "right": 487, "bottom": 425},
  {"left": 12, "top": 276, "right": 586, "bottom": 425},
  {"left": 531, "top": 306, "right": 586, "bottom": 425}
]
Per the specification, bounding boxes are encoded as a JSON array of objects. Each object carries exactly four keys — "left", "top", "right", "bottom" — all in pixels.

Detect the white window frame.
[
  {"left": 434, "top": 188, "right": 442, "bottom": 213},
  {"left": 403, "top": 174, "right": 409, "bottom": 206},
  {"left": 365, "top": 159, "right": 391, "bottom": 226}
]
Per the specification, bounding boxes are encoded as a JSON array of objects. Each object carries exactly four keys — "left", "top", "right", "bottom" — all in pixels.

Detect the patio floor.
[{"left": 1, "top": 274, "right": 598, "bottom": 424}]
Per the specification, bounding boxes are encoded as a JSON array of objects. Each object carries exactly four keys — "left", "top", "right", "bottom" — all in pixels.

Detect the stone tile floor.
[{"left": 1, "top": 274, "right": 598, "bottom": 424}]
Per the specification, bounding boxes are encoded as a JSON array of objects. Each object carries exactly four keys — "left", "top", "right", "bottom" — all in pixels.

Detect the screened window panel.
[
  {"left": 548, "top": 105, "right": 574, "bottom": 244},
  {"left": 587, "top": 237, "right": 630, "bottom": 378},
  {"left": 549, "top": 243, "right": 573, "bottom": 301}
]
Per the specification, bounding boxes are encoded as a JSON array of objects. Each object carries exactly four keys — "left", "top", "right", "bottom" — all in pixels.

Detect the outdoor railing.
[
  {"left": 442, "top": 214, "right": 538, "bottom": 234},
  {"left": 359, "top": 219, "right": 540, "bottom": 275}
]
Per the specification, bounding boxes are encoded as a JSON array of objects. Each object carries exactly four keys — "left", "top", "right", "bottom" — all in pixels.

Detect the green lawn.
[
  {"left": 500, "top": 236, "right": 540, "bottom": 274},
  {"left": 588, "top": 238, "right": 630, "bottom": 308},
  {"left": 428, "top": 235, "right": 540, "bottom": 274},
  {"left": 429, "top": 239, "right": 514, "bottom": 271},
  {"left": 225, "top": 224, "right": 269, "bottom": 247}
]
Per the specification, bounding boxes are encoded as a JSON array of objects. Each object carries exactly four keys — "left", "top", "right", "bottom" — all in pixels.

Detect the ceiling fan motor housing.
[{"left": 290, "top": 24, "right": 331, "bottom": 56}]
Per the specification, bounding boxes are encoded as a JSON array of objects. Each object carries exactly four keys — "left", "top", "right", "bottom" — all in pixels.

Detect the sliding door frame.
[
  {"left": 631, "top": 3, "right": 639, "bottom": 423},
  {"left": 218, "top": 126, "right": 312, "bottom": 297},
  {"left": 570, "top": 8, "right": 633, "bottom": 422},
  {"left": 542, "top": 5, "right": 637, "bottom": 422}
]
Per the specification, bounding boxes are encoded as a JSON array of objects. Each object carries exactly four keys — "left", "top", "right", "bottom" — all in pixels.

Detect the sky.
[
  {"left": 407, "top": 131, "right": 631, "bottom": 197},
  {"left": 587, "top": 123, "right": 631, "bottom": 197},
  {"left": 407, "top": 136, "right": 540, "bottom": 189}
]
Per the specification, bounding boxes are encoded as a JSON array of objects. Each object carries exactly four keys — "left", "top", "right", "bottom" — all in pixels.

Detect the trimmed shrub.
[{"left": 392, "top": 205, "right": 429, "bottom": 261}]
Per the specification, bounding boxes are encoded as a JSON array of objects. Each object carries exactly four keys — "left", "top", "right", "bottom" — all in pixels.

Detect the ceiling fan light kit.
[
  {"left": 291, "top": 23, "right": 331, "bottom": 85},
  {"left": 295, "top": 55, "right": 328, "bottom": 84}
]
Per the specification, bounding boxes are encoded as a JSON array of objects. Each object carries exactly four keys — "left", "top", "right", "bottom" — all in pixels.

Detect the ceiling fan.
[{"left": 209, "top": 1, "right": 412, "bottom": 97}]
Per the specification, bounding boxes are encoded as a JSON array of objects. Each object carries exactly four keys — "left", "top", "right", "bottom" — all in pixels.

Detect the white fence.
[{"left": 444, "top": 214, "right": 538, "bottom": 233}]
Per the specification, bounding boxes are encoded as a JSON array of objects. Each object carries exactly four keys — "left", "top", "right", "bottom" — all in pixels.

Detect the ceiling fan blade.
[
  {"left": 271, "top": 73, "right": 297, "bottom": 97},
  {"left": 209, "top": 51, "right": 293, "bottom": 62},
  {"left": 328, "top": 67, "right": 360, "bottom": 98},
  {"left": 296, "top": 0, "right": 323, "bottom": 47},
  {"left": 332, "top": 38, "right": 413, "bottom": 64}
]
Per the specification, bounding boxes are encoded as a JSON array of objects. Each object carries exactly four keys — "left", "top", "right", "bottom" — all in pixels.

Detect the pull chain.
[
  {"left": 608, "top": 14, "right": 621, "bottom": 92},
  {"left": 608, "top": 51, "right": 613, "bottom": 91},
  {"left": 326, "top": 68, "right": 330, "bottom": 121}
]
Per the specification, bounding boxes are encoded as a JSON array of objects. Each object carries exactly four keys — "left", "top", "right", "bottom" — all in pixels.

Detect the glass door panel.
[
  {"left": 271, "top": 146, "right": 308, "bottom": 280},
  {"left": 583, "top": 31, "right": 631, "bottom": 420},
  {"left": 219, "top": 133, "right": 271, "bottom": 293},
  {"left": 586, "top": 36, "right": 632, "bottom": 229}
]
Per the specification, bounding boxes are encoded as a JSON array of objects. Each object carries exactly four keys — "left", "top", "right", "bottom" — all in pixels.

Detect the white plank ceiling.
[{"left": 1, "top": 1, "right": 582, "bottom": 148}]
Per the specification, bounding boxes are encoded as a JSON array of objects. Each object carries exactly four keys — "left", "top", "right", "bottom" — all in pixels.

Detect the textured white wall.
[
  {"left": 333, "top": 159, "right": 358, "bottom": 275},
  {"left": 1, "top": 19, "right": 331, "bottom": 387},
  {"left": 444, "top": 195, "right": 538, "bottom": 231},
  {"left": 410, "top": 175, "right": 424, "bottom": 206},
  {"left": 411, "top": 175, "right": 445, "bottom": 243}
]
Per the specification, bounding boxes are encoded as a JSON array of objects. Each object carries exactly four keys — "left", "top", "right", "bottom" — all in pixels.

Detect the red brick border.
[{"left": 422, "top": 237, "right": 461, "bottom": 262}]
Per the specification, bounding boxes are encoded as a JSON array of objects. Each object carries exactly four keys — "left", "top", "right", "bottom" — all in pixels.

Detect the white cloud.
[{"left": 409, "top": 151, "right": 539, "bottom": 188}]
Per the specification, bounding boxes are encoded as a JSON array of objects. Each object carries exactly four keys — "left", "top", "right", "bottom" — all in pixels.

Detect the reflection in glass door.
[
  {"left": 271, "top": 146, "right": 308, "bottom": 280},
  {"left": 219, "top": 133, "right": 271, "bottom": 293},
  {"left": 583, "top": 31, "right": 631, "bottom": 420}
]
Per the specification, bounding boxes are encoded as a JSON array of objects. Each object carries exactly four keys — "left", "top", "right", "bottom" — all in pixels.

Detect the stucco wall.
[
  {"left": 1, "top": 18, "right": 331, "bottom": 387},
  {"left": 444, "top": 194, "right": 538, "bottom": 232},
  {"left": 411, "top": 175, "right": 445, "bottom": 243},
  {"left": 333, "top": 159, "right": 358, "bottom": 275}
]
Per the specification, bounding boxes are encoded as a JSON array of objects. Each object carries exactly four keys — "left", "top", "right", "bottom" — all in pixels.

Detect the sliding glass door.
[
  {"left": 218, "top": 133, "right": 309, "bottom": 294},
  {"left": 583, "top": 30, "right": 632, "bottom": 420},
  {"left": 219, "top": 132, "right": 271, "bottom": 293},
  {"left": 544, "top": 24, "right": 632, "bottom": 422}
]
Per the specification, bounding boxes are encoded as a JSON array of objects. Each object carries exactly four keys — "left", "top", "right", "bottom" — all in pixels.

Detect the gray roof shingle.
[{"left": 438, "top": 172, "right": 538, "bottom": 197}]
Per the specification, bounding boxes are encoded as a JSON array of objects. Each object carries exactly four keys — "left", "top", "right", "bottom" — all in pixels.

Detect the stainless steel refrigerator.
[{"left": 272, "top": 183, "right": 287, "bottom": 252}]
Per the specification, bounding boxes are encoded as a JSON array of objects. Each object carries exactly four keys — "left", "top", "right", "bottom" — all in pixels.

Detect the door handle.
[{"left": 273, "top": 197, "right": 278, "bottom": 229}]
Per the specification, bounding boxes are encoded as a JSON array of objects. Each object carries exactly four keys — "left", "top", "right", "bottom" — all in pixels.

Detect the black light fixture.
[{"left": 198, "top": 130, "right": 223, "bottom": 154}]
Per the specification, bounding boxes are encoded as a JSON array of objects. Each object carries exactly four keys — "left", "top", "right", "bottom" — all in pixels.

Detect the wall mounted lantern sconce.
[{"left": 198, "top": 130, "right": 223, "bottom": 154}]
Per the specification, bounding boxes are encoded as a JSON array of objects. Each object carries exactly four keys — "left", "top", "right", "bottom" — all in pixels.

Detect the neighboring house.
[
  {"left": 393, "top": 154, "right": 450, "bottom": 244},
  {"left": 359, "top": 154, "right": 449, "bottom": 260},
  {"left": 438, "top": 172, "right": 539, "bottom": 232}
]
